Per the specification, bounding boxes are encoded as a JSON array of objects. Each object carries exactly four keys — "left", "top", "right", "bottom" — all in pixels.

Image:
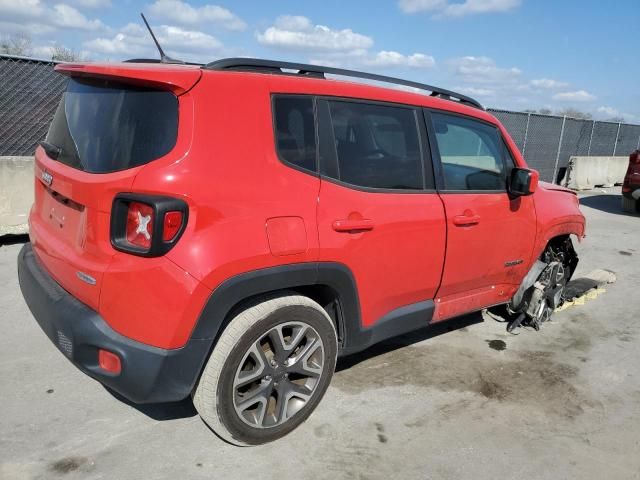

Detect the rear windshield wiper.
[{"left": 39, "top": 141, "right": 62, "bottom": 160}]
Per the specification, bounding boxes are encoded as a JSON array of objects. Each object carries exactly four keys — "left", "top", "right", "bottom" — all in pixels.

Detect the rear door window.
[
  {"left": 46, "top": 77, "right": 178, "bottom": 173},
  {"left": 273, "top": 96, "right": 317, "bottom": 173},
  {"left": 326, "top": 100, "right": 424, "bottom": 190},
  {"left": 431, "top": 112, "right": 506, "bottom": 191}
]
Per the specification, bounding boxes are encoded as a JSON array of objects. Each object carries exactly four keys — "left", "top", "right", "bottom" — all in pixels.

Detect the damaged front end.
[{"left": 506, "top": 236, "right": 579, "bottom": 332}]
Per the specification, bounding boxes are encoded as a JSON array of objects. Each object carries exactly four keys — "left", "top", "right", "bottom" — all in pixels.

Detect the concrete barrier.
[
  {"left": 561, "top": 156, "right": 629, "bottom": 190},
  {"left": 0, "top": 156, "right": 34, "bottom": 236}
]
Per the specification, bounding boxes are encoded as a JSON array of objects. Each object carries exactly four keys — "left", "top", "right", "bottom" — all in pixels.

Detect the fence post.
[
  {"left": 552, "top": 116, "right": 567, "bottom": 184},
  {"left": 587, "top": 121, "right": 595, "bottom": 156},
  {"left": 522, "top": 112, "right": 531, "bottom": 157},
  {"left": 613, "top": 122, "right": 621, "bottom": 156}
]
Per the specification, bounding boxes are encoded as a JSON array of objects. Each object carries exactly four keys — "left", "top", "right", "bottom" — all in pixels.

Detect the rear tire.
[
  {"left": 622, "top": 195, "right": 638, "bottom": 214},
  {"left": 193, "top": 294, "right": 337, "bottom": 446}
]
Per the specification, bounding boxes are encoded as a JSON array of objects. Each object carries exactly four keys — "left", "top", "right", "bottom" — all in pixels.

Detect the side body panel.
[
  {"left": 434, "top": 193, "right": 537, "bottom": 320},
  {"left": 317, "top": 182, "right": 446, "bottom": 328},
  {"left": 114, "top": 73, "right": 322, "bottom": 348}
]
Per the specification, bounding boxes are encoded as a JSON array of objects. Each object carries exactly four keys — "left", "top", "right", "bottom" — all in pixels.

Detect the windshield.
[{"left": 45, "top": 77, "right": 178, "bottom": 173}]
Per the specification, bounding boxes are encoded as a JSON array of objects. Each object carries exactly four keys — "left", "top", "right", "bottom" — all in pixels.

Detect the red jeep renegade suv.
[{"left": 18, "top": 58, "right": 585, "bottom": 445}]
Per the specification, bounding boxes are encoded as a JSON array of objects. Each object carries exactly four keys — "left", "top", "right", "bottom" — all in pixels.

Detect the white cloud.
[
  {"left": 0, "top": 0, "right": 44, "bottom": 16},
  {"left": 530, "top": 78, "right": 569, "bottom": 89},
  {"left": 455, "top": 86, "right": 495, "bottom": 97},
  {"left": 310, "top": 50, "right": 436, "bottom": 70},
  {"left": 147, "top": 0, "right": 246, "bottom": 30},
  {"left": 552, "top": 90, "right": 596, "bottom": 102},
  {"left": 597, "top": 106, "right": 619, "bottom": 117},
  {"left": 448, "top": 56, "right": 521, "bottom": 84},
  {"left": 0, "top": 0, "right": 106, "bottom": 31},
  {"left": 64, "top": 0, "right": 111, "bottom": 8},
  {"left": 258, "top": 15, "right": 435, "bottom": 73},
  {"left": 399, "top": 0, "right": 447, "bottom": 13},
  {"left": 51, "top": 4, "right": 106, "bottom": 30},
  {"left": 443, "top": 0, "right": 521, "bottom": 17},
  {"left": 256, "top": 15, "right": 373, "bottom": 52},
  {"left": 596, "top": 106, "right": 635, "bottom": 121},
  {"left": 363, "top": 51, "right": 435, "bottom": 68},
  {"left": 399, "top": 0, "right": 520, "bottom": 17},
  {"left": 84, "top": 22, "right": 222, "bottom": 61},
  {"left": 273, "top": 15, "right": 312, "bottom": 31}
]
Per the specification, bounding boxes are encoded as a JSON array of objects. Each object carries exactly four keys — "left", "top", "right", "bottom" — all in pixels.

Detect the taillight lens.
[
  {"left": 126, "top": 202, "right": 154, "bottom": 249},
  {"left": 163, "top": 211, "right": 183, "bottom": 241},
  {"left": 631, "top": 151, "right": 640, "bottom": 165},
  {"left": 111, "top": 194, "right": 188, "bottom": 257}
]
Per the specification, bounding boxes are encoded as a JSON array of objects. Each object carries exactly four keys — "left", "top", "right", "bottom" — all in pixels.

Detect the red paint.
[
  {"left": 29, "top": 61, "right": 585, "bottom": 350},
  {"left": 266, "top": 217, "right": 308, "bottom": 256}
]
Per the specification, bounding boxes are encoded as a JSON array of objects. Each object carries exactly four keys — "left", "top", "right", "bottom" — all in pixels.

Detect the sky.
[{"left": 1, "top": 0, "right": 639, "bottom": 121}]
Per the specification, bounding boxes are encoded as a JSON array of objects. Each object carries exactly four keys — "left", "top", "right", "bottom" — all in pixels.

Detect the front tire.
[{"left": 193, "top": 294, "right": 338, "bottom": 446}]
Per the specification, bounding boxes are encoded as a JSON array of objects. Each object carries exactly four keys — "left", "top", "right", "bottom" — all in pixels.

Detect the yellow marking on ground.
[{"left": 555, "top": 288, "right": 607, "bottom": 312}]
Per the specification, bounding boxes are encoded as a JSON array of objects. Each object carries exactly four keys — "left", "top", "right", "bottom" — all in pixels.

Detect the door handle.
[
  {"left": 452, "top": 214, "right": 480, "bottom": 226},
  {"left": 332, "top": 219, "right": 374, "bottom": 232}
]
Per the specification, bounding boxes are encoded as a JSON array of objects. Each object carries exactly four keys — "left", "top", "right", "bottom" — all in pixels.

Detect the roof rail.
[{"left": 204, "top": 57, "right": 483, "bottom": 110}]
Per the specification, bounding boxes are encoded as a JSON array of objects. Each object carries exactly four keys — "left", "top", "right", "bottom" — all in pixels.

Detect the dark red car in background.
[{"left": 622, "top": 150, "right": 640, "bottom": 213}]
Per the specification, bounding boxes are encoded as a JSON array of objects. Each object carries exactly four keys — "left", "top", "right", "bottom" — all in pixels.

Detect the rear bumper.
[{"left": 17, "top": 243, "right": 210, "bottom": 403}]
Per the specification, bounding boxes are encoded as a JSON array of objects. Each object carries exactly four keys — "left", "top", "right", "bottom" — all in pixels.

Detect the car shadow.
[
  {"left": 105, "top": 388, "right": 198, "bottom": 421},
  {"left": 579, "top": 194, "right": 638, "bottom": 217},
  {"left": 0, "top": 233, "right": 29, "bottom": 247},
  {"left": 106, "top": 312, "right": 485, "bottom": 421},
  {"left": 336, "top": 311, "right": 485, "bottom": 372}
]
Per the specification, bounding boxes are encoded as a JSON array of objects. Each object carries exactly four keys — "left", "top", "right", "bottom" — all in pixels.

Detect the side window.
[
  {"left": 503, "top": 141, "right": 517, "bottom": 172},
  {"left": 327, "top": 101, "right": 423, "bottom": 190},
  {"left": 431, "top": 112, "right": 506, "bottom": 191},
  {"left": 273, "top": 96, "right": 317, "bottom": 173}
]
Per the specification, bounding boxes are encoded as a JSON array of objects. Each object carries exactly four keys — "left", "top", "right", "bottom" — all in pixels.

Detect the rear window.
[{"left": 45, "top": 78, "right": 178, "bottom": 173}]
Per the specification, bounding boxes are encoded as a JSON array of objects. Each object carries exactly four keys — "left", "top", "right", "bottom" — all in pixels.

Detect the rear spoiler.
[{"left": 54, "top": 63, "right": 202, "bottom": 95}]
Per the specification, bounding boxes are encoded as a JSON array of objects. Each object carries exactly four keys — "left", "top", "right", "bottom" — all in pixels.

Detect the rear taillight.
[
  {"left": 126, "top": 202, "right": 154, "bottom": 249},
  {"left": 631, "top": 150, "right": 640, "bottom": 165},
  {"left": 111, "top": 194, "right": 188, "bottom": 257}
]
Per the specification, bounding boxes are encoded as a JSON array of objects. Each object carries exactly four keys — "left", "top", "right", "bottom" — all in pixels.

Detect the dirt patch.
[
  {"left": 48, "top": 457, "right": 91, "bottom": 475},
  {"left": 334, "top": 344, "right": 591, "bottom": 420},
  {"left": 486, "top": 339, "right": 507, "bottom": 351},
  {"left": 374, "top": 423, "right": 388, "bottom": 443}
]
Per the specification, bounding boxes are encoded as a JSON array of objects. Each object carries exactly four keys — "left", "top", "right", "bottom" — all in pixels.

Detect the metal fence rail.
[{"left": 1, "top": 54, "right": 639, "bottom": 183}]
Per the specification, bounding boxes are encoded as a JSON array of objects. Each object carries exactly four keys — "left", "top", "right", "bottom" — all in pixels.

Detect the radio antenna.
[{"left": 140, "top": 13, "right": 184, "bottom": 64}]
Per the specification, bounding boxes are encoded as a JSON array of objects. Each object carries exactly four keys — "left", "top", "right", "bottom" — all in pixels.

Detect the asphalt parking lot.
[{"left": 1, "top": 188, "right": 639, "bottom": 480}]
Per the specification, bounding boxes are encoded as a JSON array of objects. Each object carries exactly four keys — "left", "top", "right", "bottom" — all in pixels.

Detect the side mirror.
[{"left": 509, "top": 168, "right": 539, "bottom": 196}]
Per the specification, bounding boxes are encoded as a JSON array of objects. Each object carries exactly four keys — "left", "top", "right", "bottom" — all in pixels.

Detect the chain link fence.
[
  {"left": 0, "top": 54, "right": 66, "bottom": 157},
  {"left": 2, "top": 53, "right": 640, "bottom": 184},
  {"left": 489, "top": 109, "right": 640, "bottom": 182}
]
